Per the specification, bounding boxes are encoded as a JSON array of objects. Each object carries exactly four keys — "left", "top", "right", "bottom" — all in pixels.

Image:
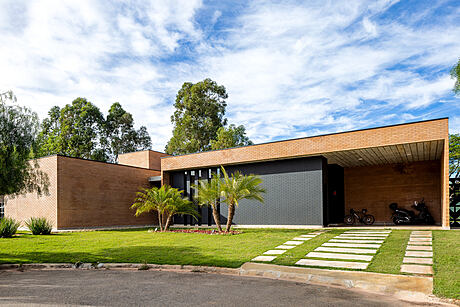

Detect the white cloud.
[{"left": 0, "top": 0, "right": 459, "bottom": 151}]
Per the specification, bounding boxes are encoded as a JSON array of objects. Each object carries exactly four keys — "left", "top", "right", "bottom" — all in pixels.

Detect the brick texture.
[
  {"left": 118, "top": 150, "right": 169, "bottom": 170},
  {"left": 344, "top": 160, "right": 441, "bottom": 224},
  {"left": 57, "top": 156, "right": 160, "bottom": 229},
  {"left": 5, "top": 156, "right": 58, "bottom": 227}
]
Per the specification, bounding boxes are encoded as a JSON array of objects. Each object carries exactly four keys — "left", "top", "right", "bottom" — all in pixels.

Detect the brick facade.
[
  {"left": 118, "top": 150, "right": 169, "bottom": 170},
  {"left": 344, "top": 160, "right": 441, "bottom": 224}
]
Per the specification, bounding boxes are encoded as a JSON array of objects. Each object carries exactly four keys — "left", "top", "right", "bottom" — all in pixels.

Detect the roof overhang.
[{"left": 148, "top": 176, "right": 162, "bottom": 182}]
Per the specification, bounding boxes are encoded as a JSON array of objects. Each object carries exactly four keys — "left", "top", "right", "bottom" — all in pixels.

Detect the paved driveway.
[{"left": 0, "top": 269, "right": 442, "bottom": 306}]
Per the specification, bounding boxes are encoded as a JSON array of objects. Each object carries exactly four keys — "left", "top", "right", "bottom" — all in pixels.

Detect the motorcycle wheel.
[
  {"left": 393, "top": 216, "right": 402, "bottom": 225},
  {"left": 425, "top": 215, "right": 435, "bottom": 225},
  {"left": 363, "top": 214, "right": 375, "bottom": 225},
  {"left": 344, "top": 215, "right": 355, "bottom": 225}
]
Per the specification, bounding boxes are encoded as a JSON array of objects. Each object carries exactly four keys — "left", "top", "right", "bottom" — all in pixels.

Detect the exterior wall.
[
  {"left": 169, "top": 157, "right": 326, "bottom": 226},
  {"left": 118, "top": 150, "right": 169, "bottom": 170},
  {"left": 344, "top": 160, "right": 441, "bottom": 224},
  {"left": 162, "top": 118, "right": 448, "bottom": 171},
  {"left": 57, "top": 156, "right": 160, "bottom": 229},
  {"left": 5, "top": 156, "right": 58, "bottom": 228}
]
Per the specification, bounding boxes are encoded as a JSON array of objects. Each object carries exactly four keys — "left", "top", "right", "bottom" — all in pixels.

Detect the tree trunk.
[
  {"left": 225, "top": 203, "right": 235, "bottom": 232},
  {"left": 211, "top": 204, "right": 223, "bottom": 232},
  {"left": 164, "top": 214, "right": 172, "bottom": 231},
  {"left": 157, "top": 210, "right": 163, "bottom": 231}
]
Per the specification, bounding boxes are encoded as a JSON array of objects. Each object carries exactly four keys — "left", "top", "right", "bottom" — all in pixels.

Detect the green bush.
[
  {"left": 0, "top": 217, "right": 20, "bottom": 238},
  {"left": 25, "top": 217, "right": 53, "bottom": 235}
]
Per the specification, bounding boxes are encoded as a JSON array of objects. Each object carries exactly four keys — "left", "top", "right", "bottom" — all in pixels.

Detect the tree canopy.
[
  {"left": 451, "top": 58, "right": 460, "bottom": 95},
  {"left": 450, "top": 134, "right": 460, "bottom": 179},
  {"left": 0, "top": 91, "right": 48, "bottom": 199},
  {"left": 165, "top": 78, "right": 228, "bottom": 155},
  {"left": 210, "top": 124, "right": 253, "bottom": 150},
  {"left": 38, "top": 99, "right": 151, "bottom": 162}
]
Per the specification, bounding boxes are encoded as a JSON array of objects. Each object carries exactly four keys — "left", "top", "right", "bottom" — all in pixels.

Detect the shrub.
[
  {"left": 0, "top": 217, "right": 20, "bottom": 238},
  {"left": 25, "top": 217, "right": 53, "bottom": 235}
]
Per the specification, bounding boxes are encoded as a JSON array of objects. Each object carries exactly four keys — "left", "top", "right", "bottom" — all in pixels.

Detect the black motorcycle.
[{"left": 389, "top": 199, "right": 434, "bottom": 225}]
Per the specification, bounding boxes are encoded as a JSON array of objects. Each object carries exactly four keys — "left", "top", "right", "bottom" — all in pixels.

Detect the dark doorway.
[{"left": 327, "top": 164, "right": 345, "bottom": 225}]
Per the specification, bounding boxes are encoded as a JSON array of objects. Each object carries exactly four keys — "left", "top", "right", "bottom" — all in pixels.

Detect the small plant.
[
  {"left": 25, "top": 217, "right": 53, "bottom": 235},
  {"left": 0, "top": 217, "right": 20, "bottom": 238},
  {"left": 138, "top": 260, "right": 149, "bottom": 271}
]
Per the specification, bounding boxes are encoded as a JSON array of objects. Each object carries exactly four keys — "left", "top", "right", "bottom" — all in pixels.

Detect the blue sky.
[{"left": 1, "top": 0, "right": 459, "bottom": 151}]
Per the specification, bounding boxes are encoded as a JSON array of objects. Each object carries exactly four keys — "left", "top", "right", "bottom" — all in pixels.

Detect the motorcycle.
[{"left": 389, "top": 199, "right": 434, "bottom": 225}]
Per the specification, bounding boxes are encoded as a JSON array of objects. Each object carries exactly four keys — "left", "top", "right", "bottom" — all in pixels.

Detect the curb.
[{"left": 239, "top": 262, "right": 434, "bottom": 302}]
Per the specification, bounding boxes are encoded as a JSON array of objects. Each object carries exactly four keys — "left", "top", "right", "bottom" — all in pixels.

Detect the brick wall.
[
  {"left": 5, "top": 156, "right": 58, "bottom": 227},
  {"left": 118, "top": 150, "right": 169, "bottom": 170},
  {"left": 57, "top": 156, "right": 160, "bottom": 229},
  {"left": 344, "top": 160, "right": 441, "bottom": 224}
]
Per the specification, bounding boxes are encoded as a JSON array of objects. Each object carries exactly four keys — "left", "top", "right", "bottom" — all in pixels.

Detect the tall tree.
[
  {"left": 0, "top": 91, "right": 49, "bottom": 206},
  {"left": 38, "top": 98, "right": 106, "bottom": 161},
  {"left": 450, "top": 134, "right": 460, "bottom": 179},
  {"left": 165, "top": 78, "right": 228, "bottom": 155},
  {"left": 210, "top": 124, "right": 253, "bottom": 150},
  {"left": 104, "top": 102, "right": 152, "bottom": 162},
  {"left": 451, "top": 58, "right": 460, "bottom": 95}
]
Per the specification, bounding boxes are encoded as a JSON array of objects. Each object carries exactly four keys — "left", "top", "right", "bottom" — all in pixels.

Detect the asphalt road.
[{"left": 0, "top": 269, "right": 442, "bottom": 307}]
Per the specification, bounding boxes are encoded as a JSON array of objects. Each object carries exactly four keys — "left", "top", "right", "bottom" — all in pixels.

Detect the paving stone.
[
  {"left": 306, "top": 252, "right": 373, "bottom": 261},
  {"left": 410, "top": 234, "right": 432, "bottom": 237},
  {"left": 341, "top": 232, "right": 388, "bottom": 238},
  {"left": 292, "top": 237, "right": 312, "bottom": 241},
  {"left": 315, "top": 247, "right": 377, "bottom": 254},
  {"left": 400, "top": 264, "right": 433, "bottom": 275},
  {"left": 336, "top": 235, "right": 387, "bottom": 240},
  {"left": 284, "top": 241, "right": 304, "bottom": 245},
  {"left": 263, "top": 250, "right": 286, "bottom": 255},
  {"left": 408, "top": 241, "right": 432, "bottom": 245},
  {"left": 330, "top": 239, "right": 384, "bottom": 244},
  {"left": 300, "top": 234, "right": 317, "bottom": 238},
  {"left": 405, "top": 251, "right": 433, "bottom": 258},
  {"left": 296, "top": 259, "right": 369, "bottom": 270},
  {"left": 403, "top": 257, "right": 433, "bottom": 265},
  {"left": 275, "top": 245, "right": 296, "bottom": 249},
  {"left": 411, "top": 231, "right": 431, "bottom": 235},
  {"left": 344, "top": 231, "right": 391, "bottom": 234},
  {"left": 251, "top": 256, "right": 277, "bottom": 262},
  {"left": 406, "top": 245, "right": 432, "bottom": 251},
  {"left": 323, "top": 242, "right": 381, "bottom": 248},
  {"left": 409, "top": 237, "right": 432, "bottom": 242}
]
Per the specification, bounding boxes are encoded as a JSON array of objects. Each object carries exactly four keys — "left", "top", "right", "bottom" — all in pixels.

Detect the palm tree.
[
  {"left": 219, "top": 166, "right": 265, "bottom": 232},
  {"left": 194, "top": 173, "right": 223, "bottom": 232},
  {"left": 131, "top": 185, "right": 175, "bottom": 231},
  {"left": 164, "top": 189, "right": 199, "bottom": 231}
]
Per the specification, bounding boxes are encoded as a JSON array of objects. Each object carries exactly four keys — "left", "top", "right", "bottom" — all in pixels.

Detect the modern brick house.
[{"left": 4, "top": 118, "right": 450, "bottom": 229}]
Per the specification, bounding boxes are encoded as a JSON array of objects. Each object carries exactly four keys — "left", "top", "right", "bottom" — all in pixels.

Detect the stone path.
[
  {"left": 400, "top": 231, "right": 433, "bottom": 275},
  {"left": 295, "top": 230, "right": 391, "bottom": 270},
  {"left": 251, "top": 231, "right": 326, "bottom": 262}
]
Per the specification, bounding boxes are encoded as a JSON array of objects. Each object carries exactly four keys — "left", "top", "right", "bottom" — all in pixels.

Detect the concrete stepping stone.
[
  {"left": 300, "top": 234, "right": 317, "bottom": 238},
  {"left": 306, "top": 252, "right": 373, "bottom": 261},
  {"left": 323, "top": 242, "right": 381, "bottom": 248},
  {"left": 403, "top": 257, "right": 433, "bottom": 265},
  {"left": 405, "top": 251, "right": 433, "bottom": 258},
  {"left": 284, "top": 240, "right": 303, "bottom": 245},
  {"left": 315, "top": 247, "right": 377, "bottom": 254},
  {"left": 408, "top": 241, "right": 432, "bottom": 245},
  {"left": 406, "top": 245, "right": 432, "bottom": 251},
  {"left": 336, "top": 235, "right": 387, "bottom": 240},
  {"left": 341, "top": 233, "right": 388, "bottom": 238},
  {"left": 330, "top": 239, "right": 384, "bottom": 244},
  {"left": 344, "top": 231, "right": 391, "bottom": 234},
  {"left": 410, "top": 234, "right": 432, "bottom": 237},
  {"left": 292, "top": 237, "right": 312, "bottom": 241},
  {"left": 252, "top": 255, "right": 277, "bottom": 262},
  {"left": 409, "top": 237, "right": 432, "bottom": 242},
  {"left": 400, "top": 264, "right": 433, "bottom": 275},
  {"left": 296, "top": 259, "right": 369, "bottom": 270},
  {"left": 411, "top": 231, "right": 431, "bottom": 235},
  {"left": 276, "top": 245, "right": 296, "bottom": 249},
  {"left": 263, "top": 250, "right": 286, "bottom": 255}
]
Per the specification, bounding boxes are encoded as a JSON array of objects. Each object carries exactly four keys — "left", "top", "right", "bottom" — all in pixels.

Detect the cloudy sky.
[{"left": 1, "top": 0, "right": 459, "bottom": 151}]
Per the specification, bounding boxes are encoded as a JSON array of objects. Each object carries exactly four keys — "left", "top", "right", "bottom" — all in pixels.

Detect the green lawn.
[{"left": 0, "top": 228, "right": 458, "bottom": 299}]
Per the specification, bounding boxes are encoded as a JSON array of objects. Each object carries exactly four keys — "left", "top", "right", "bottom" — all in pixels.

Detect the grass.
[
  {"left": 0, "top": 228, "right": 306, "bottom": 268},
  {"left": 0, "top": 227, "right": 458, "bottom": 299}
]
